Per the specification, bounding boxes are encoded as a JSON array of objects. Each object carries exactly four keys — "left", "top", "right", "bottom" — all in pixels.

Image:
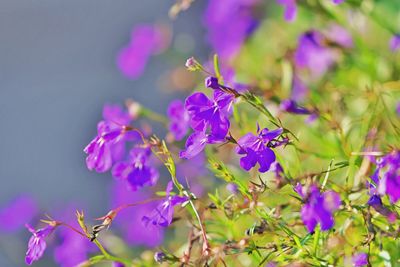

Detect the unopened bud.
[
  {"left": 154, "top": 252, "right": 166, "bottom": 263},
  {"left": 185, "top": 57, "right": 200, "bottom": 71}
]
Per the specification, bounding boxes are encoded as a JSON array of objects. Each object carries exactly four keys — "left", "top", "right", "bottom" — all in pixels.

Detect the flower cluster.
[
  {"left": 15, "top": 0, "right": 400, "bottom": 266},
  {"left": 295, "top": 184, "right": 341, "bottom": 232}
]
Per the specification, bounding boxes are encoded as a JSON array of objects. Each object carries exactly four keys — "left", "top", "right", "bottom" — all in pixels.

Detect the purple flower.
[
  {"left": 325, "top": 24, "right": 353, "bottom": 48},
  {"left": 352, "top": 252, "right": 368, "bottom": 267},
  {"left": 295, "top": 30, "right": 338, "bottom": 78},
  {"left": 296, "top": 184, "right": 341, "bottom": 232},
  {"left": 186, "top": 90, "right": 234, "bottom": 138},
  {"left": 117, "top": 24, "right": 168, "bottom": 79},
  {"left": 371, "top": 150, "right": 400, "bottom": 203},
  {"left": 180, "top": 130, "right": 209, "bottom": 159},
  {"left": 25, "top": 223, "right": 57, "bottom": 265},
  {"left": 291, "top": 75, "right": 308, "bottom": 102},
  {"left": 235, "top": 127, "right": 283, "bottom": 172},
  {"left": 226, "top": 183, "right": 239, "bottom": 194},
  {"left": 277, "top": 0, "right": 297, "bottom": 22},
  {"left": 390, "top": 34, "right": 400, "bottom": 52},
  {"left": 112, "top": 147, "right": 159, "bottom": 191},
  {"left": 0, "top": 195, "right": 38, "bottom": 232},
  {"left": 203, "top": 0, "right": 260, "bottom": 60},
  {"left": 84, "top": 104, "right": 133, "bottom": 173},
  {"left": 280, "top": 99, "right": 312, "bottom": 115},
  {"left": 111, "top": 181, "right": 164, "bottom": 247},
  {"left": 142, "top": 182, "right": 188, "bottom": 227},
  {"left": 397, "top": 102, "right": 400, "bottom": 116},
  {"left": 180, "top": 89, "right": 234, "bottom": 159},
  {"left": 167, "top": 99, "right": 190, "bottom": 141}
]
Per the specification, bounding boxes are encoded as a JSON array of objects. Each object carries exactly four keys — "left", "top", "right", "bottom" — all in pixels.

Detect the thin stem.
[
  {"left": 139, "top": 106, "right": 169, "bottom": 126},
  {"left": 185, "top": 195, "right": 211, "bottom": 256}
]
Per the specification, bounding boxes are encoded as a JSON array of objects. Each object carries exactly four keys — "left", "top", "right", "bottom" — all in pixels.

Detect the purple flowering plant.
[{"left": 5, "top": 0, "right": 400, "bottom": 266}]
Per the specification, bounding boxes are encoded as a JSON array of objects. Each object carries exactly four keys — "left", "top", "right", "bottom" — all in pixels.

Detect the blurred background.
[{"left": 0, "top": 1, "right": 207, "bottom": 266}]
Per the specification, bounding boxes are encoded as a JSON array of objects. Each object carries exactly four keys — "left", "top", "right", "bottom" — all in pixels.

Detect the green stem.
[{"left": 139, "top": 106, "right": 168, "bottom": 126}]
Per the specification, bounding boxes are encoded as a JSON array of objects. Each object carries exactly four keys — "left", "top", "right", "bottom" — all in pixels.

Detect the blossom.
[
  {"left": 112, "top": 147, "right": 159, "bottom": 191},
  {"left": 84, "top": 104, "right": 133, "bottom": 173},
  {"left": 167, "top": 99, "right": 190, "bottom": 141},
  {"left": 295, "top": 184, "right": 341, "bottom": 232},
  {"left": 180, "top": 130, "right": 209, "bottom": 159},
  {"left": 203, "top": 0, "right": 260, "bottom": 60},
  {"left": 180, "top": 88, "right": 235, "bottom": 159},
  {"left": 154, "top": 252, "right": 167, "bottom": 263},
  {"left": 185, "top": 89, "right": 234, "bottom": 139},
  {"left": 117, "top": 24, "right": 168, "bottom": 79},
  {"left": 25, "top": 223, "right": 57, "bottom": 265},
  {"left": 397, "top": 102, "right": 400, "bottom": 116},
  {"left": 235, "top": 127, "right": 283, "bottom": 172},
  {"left": 291, "top": 75, "right": 309, "bottom": 102},
  {"left": 111, "top": 181, "right": 164, "bottom": 247},
  {"left": 142, "top": 182, "right": 188, "bottom": 227},
  {"left": 370, "top": 150, "right": 400, "bottom": 203},
  {"left": 390, "top": 34, "right": 400, "bottom": 52},
  {"left": 0, "top": 195, "right": 38, "bottom": 232},
  {"left": 352, "top": 252, "right": 368, "bottom": 267},
  {"left": 280, "top": 99, "right": 312, "bottom": 115},
  {"left": 277, "top": 0, "right": 297, "bottom": 22},
  {"left": 325, "top": 24, "right": 353, "bottom": 48},
  {"left": 226, "top": 183, "right": 239, "bottom": 194},
  {"left": 295, "top": 30, "right": 339, "bottom": 78}
]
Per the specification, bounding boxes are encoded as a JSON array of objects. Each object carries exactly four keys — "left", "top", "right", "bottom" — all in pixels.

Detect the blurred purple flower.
[
  {"left": 325, "top": 24, "right": 353, "bottom": 48},
  {"left": 84, "top": 104, "right": 133, "bottom": 173},
  {"left": 390, "top": 34, "right": 400, "bottom": 52},
  {"left": 295, "top": 30, "right": 338, "bottom": 78},
  {"left": 277, "top": 0, "right": 297, "bottom": 22},
  {"left": 397, "top": 102, "right": 400, "bottom": 116},
  {"left": 167, "top": 99, "right": 190, "bottom": 141},
  {"left": 111, "top": 181, "right": 164, "bottom": 247},
  {"left": 352, "top": 252, "right": 368, "bottom": 267},
  {"left": 296, "top": 184, "right": 341, "bottom": 232},
  {"left": 226, "top": 183, "right": 239, "bottom": 194},
  {"left": 25, "top": 223, "right": 57, "bottom": 265},
  {"left": 117, "top": 24, "right": 167, "bottom": 79},
  {"left": 180, "top": 130, "right": 209, "bottom": 159},
  {"left": 112, "top": 147, "right": 159, "bottom": 191},
  {"left": 235, "top": 127, "right": 283, "bottom": 172},
  {"left": 373, "top": 150, "right": 400, "bottom": 203},
  {"left": 142, "top": 182, "right": 188, "bottom": 227},
  {"left": 0, "top": 195, "right": 38, "bottom": 232},
  {"left": 291, "top": 75, "right": 309, "bottom": 102},
  {"left": 203, "top": 0, "right": 260, "bottom": 60},
  {"left": 280, "top": 99, "right": 312, "bottom": 115}
]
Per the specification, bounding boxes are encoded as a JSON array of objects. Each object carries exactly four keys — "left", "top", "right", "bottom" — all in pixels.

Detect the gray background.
[{"left": 0, "top": 1, "right": 206, "bottom": 266}]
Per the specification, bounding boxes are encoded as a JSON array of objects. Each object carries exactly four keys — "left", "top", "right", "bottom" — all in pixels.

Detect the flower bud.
[{"left": 154, "top": 251, "right": 166, "bottom": 263}]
